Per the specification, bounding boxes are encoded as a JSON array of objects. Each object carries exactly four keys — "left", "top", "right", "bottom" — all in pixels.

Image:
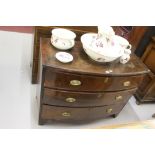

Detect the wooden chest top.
[{"left": 40, "top": 38, "right": 149, "bottom": 76}]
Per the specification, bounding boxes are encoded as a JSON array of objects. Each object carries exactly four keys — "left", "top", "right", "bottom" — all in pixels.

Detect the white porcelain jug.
[{"left": 90, "top": 26, "right": 132, "bottom": 64}]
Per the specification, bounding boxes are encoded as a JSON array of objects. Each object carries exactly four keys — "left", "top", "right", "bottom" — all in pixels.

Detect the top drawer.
[{"left": 44, "top": 68, "right": 144, "bottom": 92}]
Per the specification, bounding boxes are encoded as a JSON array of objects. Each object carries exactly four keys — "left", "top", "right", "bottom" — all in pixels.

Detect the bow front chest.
[{"left": 38, "top": 38, "right": 149, "bottom": 125}]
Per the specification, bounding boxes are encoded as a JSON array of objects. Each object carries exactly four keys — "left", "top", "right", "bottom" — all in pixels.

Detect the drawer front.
[
  {"left": 44, "top": 69, "right": 143, "bottom": 92},
  {"left": 41, "top": 103, "right": 125, "bottom": 121},
  {"left": 43, "top": 88, "right": 136, "bottom": 107}
]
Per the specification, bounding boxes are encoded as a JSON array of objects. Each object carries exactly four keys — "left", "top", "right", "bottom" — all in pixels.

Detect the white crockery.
[
  {"left": 81, "top": 26, "right": 132, "bottom": 64},
  {"left": 55, "top": 52, "right": 73, "bottom": 63},
  {"left": 51, "top": 28, "right": 76, "bottom": 50},
  {"left": 120, "top": 54, "right": 130, "bottom": 64},
  {"left": 81, "top": 33, "right": 124, "bottom": 63},
  {"left": 98, "top": 26, "right": 115, "bottom": 38},
  {"left": 112, "top": 35, "right": 132, "bottom": 50},
  {"left": 124, "top": 48, "right": 131, "bottom": 55}
]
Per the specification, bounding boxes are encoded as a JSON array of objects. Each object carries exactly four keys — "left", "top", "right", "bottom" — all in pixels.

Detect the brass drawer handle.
[
  {"left": 65, "top": 97, "right": 76, "bottom": 103},
  {"left": 106, "top": 108, "right": 113, "bottom": 114},
  {"left": 115, "top": 95, "right": 123, "bottom": 101},
  {"left": 70, "top": 80, "right": 81, "bottom": 86},
  {"left": 62, "top": 112, "right": 71, "bottom": 117},
  {"left": 123, "top": 81, "right": 131, "bottom": 87}
]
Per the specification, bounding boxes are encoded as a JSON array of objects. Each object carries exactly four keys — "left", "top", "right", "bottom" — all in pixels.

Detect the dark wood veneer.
[
  {"left": 135, "top": 37, "right": 155, "bottom": 103},
  {"left": 38, "top": 34, "right": 149, "bottom": 125},
  {"left": 41, "top": 103, "right": 126, "bottom": 122},
  {"left": 44, "top": 68, "right": 144, "bottom": 92},
  {"left": 43, "top": 88, "right": 136, "bottom": 107},
  {"left": 41, "top": 39, "right": 148, "bottom": 76}
]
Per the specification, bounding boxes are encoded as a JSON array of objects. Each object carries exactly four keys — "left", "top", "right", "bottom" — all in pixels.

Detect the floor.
[{"left": 0, "top": 30, "right": 155, "bottom": 129}]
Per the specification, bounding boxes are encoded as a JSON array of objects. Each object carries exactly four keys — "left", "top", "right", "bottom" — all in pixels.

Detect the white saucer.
[{"left": 55, "top": 52, "right": 73, "bottom": 63}]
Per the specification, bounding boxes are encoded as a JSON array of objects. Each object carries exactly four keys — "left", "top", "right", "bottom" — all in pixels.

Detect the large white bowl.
[
  {"left": 81, "top": 33, "right": 124, "bottom": 63},
  {"left": 51, "top": 28, "right": 76, "bottom": 50}
]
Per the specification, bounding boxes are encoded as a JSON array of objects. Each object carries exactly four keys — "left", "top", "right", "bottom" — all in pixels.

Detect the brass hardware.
[
  {"left": 115, "top": 95, "right": 123, "bottom": 101},
  {"left": 62, "top": 112, "right": 71, "bottom": 117},
  {"left": 123, "top": 81, "right": 131, "bottom": 87},
  {"left": 70, "top": 80, "right": 81, "bottom": 86},
  {"left": 104, "top": 77, "right": 109, "bottom": 83},
  {"left": 65, "top": 97, "right": 76, "bottom": 103},
  {"left": 105, "top": 69, "right": 113, "bottom": 74},
  {"left": 106, "top": 108, "right": 113, "bottom": 114}
]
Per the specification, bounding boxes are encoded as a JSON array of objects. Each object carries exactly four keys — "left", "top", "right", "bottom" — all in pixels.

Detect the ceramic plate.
[{"left": 55, "top": 52, "right": 73, "bottom": 63}]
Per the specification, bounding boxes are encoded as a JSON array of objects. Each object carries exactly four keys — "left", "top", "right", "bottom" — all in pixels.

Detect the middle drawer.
[{"left": 43, "top": 88, "right": 136, "bottom": 107}]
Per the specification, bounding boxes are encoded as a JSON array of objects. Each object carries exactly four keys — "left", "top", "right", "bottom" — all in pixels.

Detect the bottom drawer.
[{"left": 40, "top": 103, "right": 126, "bottom": 122}]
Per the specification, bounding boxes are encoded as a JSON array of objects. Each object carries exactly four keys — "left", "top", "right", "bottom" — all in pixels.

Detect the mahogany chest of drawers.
[{"left": 38, "top": 38, "right": 149, "bottom": 125}]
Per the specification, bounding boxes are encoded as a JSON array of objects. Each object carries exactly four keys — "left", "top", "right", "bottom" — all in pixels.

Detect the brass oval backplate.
[
  {"left": 70, "top": 80, "right": 81, "bottom": 86},
  {"left": 115, "top": 95, "right": 123, "bottom": 101},
  {"left": 106, "top": 108, "right": 113, "bottom": 114},
  {"left": 65, "top": 97, "right": 76, "bottom": 103},
  {"left": 62, "top": 112, "right": 71, "bottom": 117},
  {"left": 123, "top": 81, "right": 131, "bottom": 87}
]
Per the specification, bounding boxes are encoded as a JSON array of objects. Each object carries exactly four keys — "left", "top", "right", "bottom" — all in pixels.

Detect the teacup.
[
  {"left": 120, "top": 53, "right": 130, "bottom": 64},
  {"left": 113, "top": 35, "right": 132, "bottom": 50},
  {"left": 51, "top": 28, "right": 76, "bottom": 50},
  {"left": 124, "top": 48, "right": 131, "bottom": 55}
]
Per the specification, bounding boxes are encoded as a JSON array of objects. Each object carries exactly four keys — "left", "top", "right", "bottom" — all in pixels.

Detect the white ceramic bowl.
[
  {"left": 51, "top": 28, "right": 76, "bottom": 50},
  {"left": 81, "top": 33, "right": 123, "bottom": 63},
  {"left": 112, "top": 35, "right": 132, "bottom": 49}
]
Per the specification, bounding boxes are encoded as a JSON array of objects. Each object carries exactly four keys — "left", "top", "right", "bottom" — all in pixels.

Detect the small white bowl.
[
  {"left": 51, "top": 28, "right": 76, "bottom": 50},
  {"left": 55, "top": 52, "right": 73, "bottom": 63}
]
